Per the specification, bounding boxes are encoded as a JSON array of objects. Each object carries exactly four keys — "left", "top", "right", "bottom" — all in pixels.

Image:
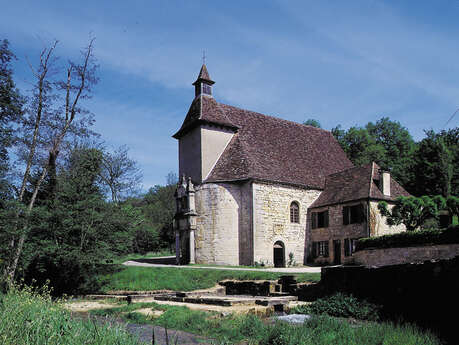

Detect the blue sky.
[{"left": 2, "top": 1, "right": 459, "bottom": 189}]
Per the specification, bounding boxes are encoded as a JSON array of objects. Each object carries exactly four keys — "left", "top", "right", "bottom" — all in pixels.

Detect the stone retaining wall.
[{"left": 353, "top": 243, "right": 459, "bottom": 267}]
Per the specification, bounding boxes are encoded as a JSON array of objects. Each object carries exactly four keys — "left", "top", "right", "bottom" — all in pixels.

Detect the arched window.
[{"left": 290, "top": 202, "right": 299, "bottom": 223}]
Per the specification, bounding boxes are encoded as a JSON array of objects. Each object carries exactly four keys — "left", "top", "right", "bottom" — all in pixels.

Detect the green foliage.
[
  {"left": 356, "top": 225, "right": 459, "bottom": 251},
  {"left": 411, "top": 129, "right": 458, "bottom": 197},
  {"left": 291, "top": 293, "right": 381, "bottom": 321},
  {"left": 303, "top": 118, "right": 322, "bottom": 128},
  {"left": 378, "top": 196, "right": 446, "bottom": 231},
  {"left": 332, "top": 118, "right": 415, "bottom": 188},
  {"left": 20, "top": 148, "right": 141, "bottom": 294},
  {"left": 132, "top": 179, "right": 177, "bottom": 250},
  {"left": 0, "top": 285, "right": 143, "bottom": 345},
  {"left": 91, "top": 301, "right": 441, "bottom": 345},
  {"left": 261, "top": 315, "right": 441, "bottom": 345},
  {"left": 101, "top": 266, "right": 320, "bottom": 292},
  {"left": 0, "top": 39, "right": 24, "bottom": 198}
]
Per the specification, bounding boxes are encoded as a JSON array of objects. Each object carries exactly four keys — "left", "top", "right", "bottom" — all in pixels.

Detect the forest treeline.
[{"left": 0, "top": 37, "right": 457, "bottom": 296}]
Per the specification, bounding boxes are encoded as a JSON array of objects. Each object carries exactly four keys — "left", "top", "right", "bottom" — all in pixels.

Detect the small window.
[
  {"left": 202, "top": 83, "right": 212, "bottom": 95},
  {"left": 311, "top": 210, "right": 329, "bottom": 229},
  {"left": 290, "top": 202, "right": 299, "bottom": 223},
  {"left": 343, "top": 204, "right": 364, "bottom": 225},
  {"left": 312, "top": 241, "right": 329, "bottom": 258}
]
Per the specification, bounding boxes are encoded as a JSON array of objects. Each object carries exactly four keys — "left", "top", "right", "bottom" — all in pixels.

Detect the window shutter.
[
  {"left": 312, "top": 242, "right": 317, "bottom": 258},
  {"left": 311, "top": 213, "right": 317, "bottom": 229},
  {"left": 324, "top": 210, "right": 329, "bottom": 228},
  {"left": 344, "top": 239, "right": 350, "bottom": 257},
  {"left": 343, "top": 206, "right": 349, "bottom": 225},
  {"left": 358, "top": 204, "right": 365, "bottom": 223}
]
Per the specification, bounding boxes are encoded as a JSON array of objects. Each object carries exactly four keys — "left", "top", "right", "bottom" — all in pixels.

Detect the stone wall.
[
  {"left": 252, "top": 182, "right": 321, "bottom": 266},
  {"left": 194, "top": 182, "right": 248, "bottom": 265},
  {"left": 353, "top": 243, "right": 459, "bottom": 267},
  {"left": 309, "top": 202, "right": 368, "bottom": 265},
  {"left": 368, "top": 200, "right": 406, "bottom": 236}
]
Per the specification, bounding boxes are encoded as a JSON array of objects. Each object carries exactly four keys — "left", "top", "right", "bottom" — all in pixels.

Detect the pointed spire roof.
[{"left": 193, "top": 64, "right": 215, "bottom": 85}]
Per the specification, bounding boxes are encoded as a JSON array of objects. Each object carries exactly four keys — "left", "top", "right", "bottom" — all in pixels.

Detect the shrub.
[
  {"left": 356, "top": 225, "right": 459, "bottom": 251},
  {"left": 291, "top": 293, "right": 381, "bottom": 321}
]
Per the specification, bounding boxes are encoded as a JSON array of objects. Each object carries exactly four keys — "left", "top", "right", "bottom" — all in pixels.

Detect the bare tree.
[
  {"left": 3, "top": 38, "right": 98, "bottom": 283},
  {"left": 99, "top": 145, "right": 142, "bottom": 203}
]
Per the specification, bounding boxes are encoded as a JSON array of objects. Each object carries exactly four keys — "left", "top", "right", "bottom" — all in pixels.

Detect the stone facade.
[
  {"left": 190, "top": 180, "right": 322, "bottom": 266},
  {"left": 252, "top": 182, "right": 321, "bottom": 266},
  {"left": 309, "top": 202, "right": 368, "bottom": 265},
  {"left": 368, "top": 201, "right": 406, "bottom": 237},
  {"left": 194, "top": 182, "right": 251, "bottom": 265},
  {"left": 308, "top": 200, "right": 407, "bottom": 265}
]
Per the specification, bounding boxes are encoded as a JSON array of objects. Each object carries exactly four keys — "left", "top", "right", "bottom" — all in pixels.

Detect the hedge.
[{"left": 355, "top": 225, "right": 459, "bottom": 251}]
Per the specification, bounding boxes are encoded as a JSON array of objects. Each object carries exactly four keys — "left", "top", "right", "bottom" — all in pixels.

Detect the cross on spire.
[{"left": 202, "top": 50, "right": 206, "bottom": 65}]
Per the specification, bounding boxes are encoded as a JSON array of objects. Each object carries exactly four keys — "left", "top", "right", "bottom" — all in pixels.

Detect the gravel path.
[{"left": 123, "top": 260, "right": 321, "bottom": 273}]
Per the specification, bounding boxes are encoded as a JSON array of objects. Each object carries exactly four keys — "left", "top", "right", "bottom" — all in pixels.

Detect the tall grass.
[
  {"left": 0, "top": 285, "right": 142, "bottom": 345},
  {"left": 102, "top": 266, "right": 320, "bottom": 292},
  {"left": 262, "top": 316, "right": 442, "bottom": 345}
]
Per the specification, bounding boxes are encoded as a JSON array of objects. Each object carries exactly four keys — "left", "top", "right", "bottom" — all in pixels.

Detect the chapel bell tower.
[{"left": 193, "top": 64, "right": 214, "bottom": 98}]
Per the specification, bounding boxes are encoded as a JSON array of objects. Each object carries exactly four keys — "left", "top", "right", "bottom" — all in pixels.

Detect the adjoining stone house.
[
  {"left": 308, "top": 162, "right": 409, "bottom": 265},
  {"left": 173, "top": 64, "right": 409, "bottom": 267}
]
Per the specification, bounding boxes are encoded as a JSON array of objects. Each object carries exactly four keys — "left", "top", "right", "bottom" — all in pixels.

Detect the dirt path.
[{"left": 123, "top": 260, "right": 321, "bottom": 273}]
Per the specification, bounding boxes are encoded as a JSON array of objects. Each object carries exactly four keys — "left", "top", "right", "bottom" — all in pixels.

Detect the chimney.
[{"left": 380, "top": 170, "right": 391, "bottom": 196}]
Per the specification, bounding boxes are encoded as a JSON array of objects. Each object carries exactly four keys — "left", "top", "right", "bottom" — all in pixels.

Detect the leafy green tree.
[
  {"left": 0, "top": 39, "right": 24, "bottom": 199},
  {"left": 378, "top": 196, "right": 444, "bottom": 231},
  {"left": 332, "top": 118, "right": 415, "bottom": 190},
  {"left": 410, "top": 129, "right": 458, "bottom": 197},
  {"left": 23, "top": 148, "right": 140, "bottom": 294},
  {"left": 303, "top": 118, "right": 322, "bottom": 128},
  {"left": 366, "top": 118, "right": 415, "bottom": 188},
  {"left": 332, "top": 125, "right": 385, "bottom": 166},
  {"left": 4, "top": 39, "right": 98, "bottom": 283}
]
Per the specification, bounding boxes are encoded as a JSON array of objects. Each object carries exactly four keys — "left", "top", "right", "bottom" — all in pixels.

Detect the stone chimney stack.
[{"left": 380, "top": 170, "right": 391, "bottom": 196}]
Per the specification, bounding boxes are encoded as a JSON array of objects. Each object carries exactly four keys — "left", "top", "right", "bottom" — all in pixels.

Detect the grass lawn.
[
  {"left": 90, "top": 301, "right": 443, "bottom": 345},
  {"left": 101, "top": 265, "right": 320, "bottom": 292}
]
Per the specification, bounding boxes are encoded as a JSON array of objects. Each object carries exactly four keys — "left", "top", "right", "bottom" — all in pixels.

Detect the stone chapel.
[{"left": 173, "top": 65, "right": 409, "bottom": 267}]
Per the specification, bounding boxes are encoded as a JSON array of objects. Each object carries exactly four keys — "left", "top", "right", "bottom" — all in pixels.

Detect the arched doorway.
[{"left": 273, "top": 241, "right": 285, "bottom": 268}]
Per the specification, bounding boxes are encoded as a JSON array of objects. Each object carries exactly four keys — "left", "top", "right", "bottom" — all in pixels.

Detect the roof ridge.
[{"left": 217, "top": 101, "right": 331, "bottom": 134}]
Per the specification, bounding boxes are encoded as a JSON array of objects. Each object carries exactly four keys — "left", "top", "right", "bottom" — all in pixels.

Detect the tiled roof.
[
  {"left": 173, "top": 96, "right": 238, "bottom": 138},
  {"left": 192, "top": 64, "right": 214, "bottom": 85},
  {"left": 310, "top": 162, "right": 410, "bottom": 208},
  {"left": 176, "top": 96, "right": 353, "bottom": 188}
]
